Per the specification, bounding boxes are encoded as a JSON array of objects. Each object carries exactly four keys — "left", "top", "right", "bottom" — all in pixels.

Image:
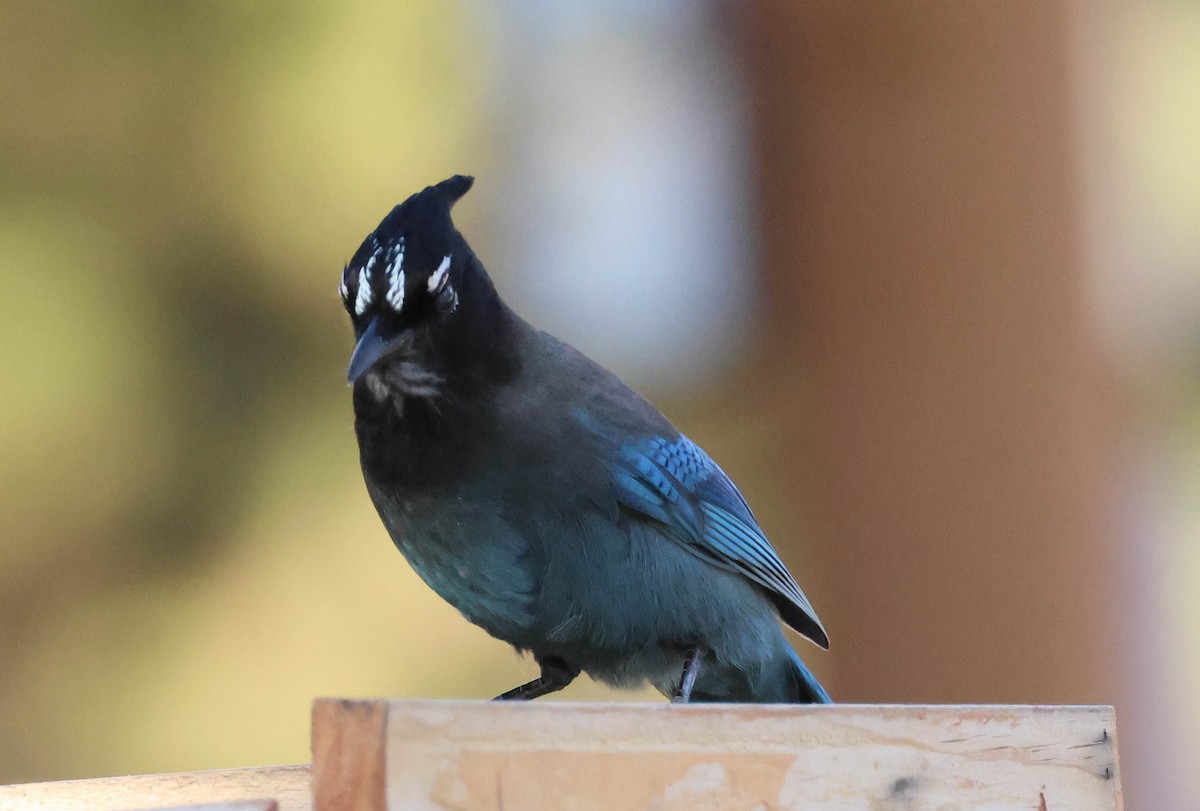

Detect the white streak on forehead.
[
  {"left": 385, "top": 239, "right": 406, "bottom": 311},
  {"left": 354, "top": 267, "right": 373, "bottom": 316},
  {"left": 428, "top": 255, "right": 452, "bottom": 293},
  {"left": 365, "top": 242, "right": 383, "bottom": 274}
]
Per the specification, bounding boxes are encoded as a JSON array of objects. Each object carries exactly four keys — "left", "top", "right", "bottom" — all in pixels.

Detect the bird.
[{"left": 340, "top": 175, "right": 831, "bottom": 704}]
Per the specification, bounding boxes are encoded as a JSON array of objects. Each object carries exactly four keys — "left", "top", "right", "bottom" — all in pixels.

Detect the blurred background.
[{"left": 0, "top": 1, "right": 1195, "bottom": 807}]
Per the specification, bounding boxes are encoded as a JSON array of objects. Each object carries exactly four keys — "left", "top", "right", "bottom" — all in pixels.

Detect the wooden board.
[
  {"left": 0, "top": 765, "right": 309, "bottom": 811},
  {"left": 312, "top": 700, "right": 1122, "bottom": 810}
]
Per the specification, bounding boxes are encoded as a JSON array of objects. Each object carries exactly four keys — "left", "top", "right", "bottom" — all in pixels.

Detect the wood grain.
[
  {"left": 0, "top": 765, "right": 309, "bottom": 811},
  {"left": 313, "top": 699, "right": 1122, "bottom": 810},
  {"left": 0, "top": 702, "right": 1122, "bottom": 810}
]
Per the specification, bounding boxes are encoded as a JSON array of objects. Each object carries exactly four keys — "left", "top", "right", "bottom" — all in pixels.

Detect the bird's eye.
[
  {"left": 427, "top": 255, "right": 457, "bottom": 314},
  {"left": 435, "top": 283, "right": 458, "bottom": 315}
]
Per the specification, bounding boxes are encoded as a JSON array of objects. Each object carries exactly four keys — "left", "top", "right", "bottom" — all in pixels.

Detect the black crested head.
[
  {"left": 340, "top": 175, "right": 513, "bottom": 401},
  {"left": 339, "top": 175, "right": 474, "bottom": 336}
]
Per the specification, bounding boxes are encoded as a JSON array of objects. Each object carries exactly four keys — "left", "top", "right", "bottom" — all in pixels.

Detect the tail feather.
[
  {"left": 785, "top": 647, "right": 832, "bottom": 704},
  {"left": 686, "top": 646, "right": 832, "bottom": 704}
]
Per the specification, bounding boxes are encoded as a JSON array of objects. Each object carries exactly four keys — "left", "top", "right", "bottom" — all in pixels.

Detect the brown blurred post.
[{"left": 743, "top": 3, "right": 1120, "bottom": 704}]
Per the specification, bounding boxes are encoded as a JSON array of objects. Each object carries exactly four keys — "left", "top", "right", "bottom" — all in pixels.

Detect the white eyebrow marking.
[
  {"left": 354, "top": 267, "right": 373, "bottom": 316},
  {"left": 428, "top": 255, "right": 452, "bottom": 293},
  {"left": 385, "top": 239, "right": 406, "bottom": 311}
]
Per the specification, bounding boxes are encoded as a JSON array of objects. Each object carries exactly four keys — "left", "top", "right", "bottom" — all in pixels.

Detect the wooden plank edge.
[
  {"left": 312, "top": 698, "right": 388, "bottom": 811},
  {"left": 0, "top": 765, "right": 309, "bottom": 811},
  {"left": 144, "top": 800, "right": 278, "bottom": 811}
]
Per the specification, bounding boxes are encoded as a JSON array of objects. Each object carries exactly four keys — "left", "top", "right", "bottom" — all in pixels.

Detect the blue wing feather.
[{"left": 610, "top": 432, "right": 829, "bottom": 649}]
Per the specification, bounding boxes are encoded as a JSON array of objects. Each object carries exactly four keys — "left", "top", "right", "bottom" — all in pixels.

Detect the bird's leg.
[
  {"left": 494, "top": 656, "right": 580, "bottom": 701},
  {"left": 671, "top": 646, "right": 707, "bottom": 703}
]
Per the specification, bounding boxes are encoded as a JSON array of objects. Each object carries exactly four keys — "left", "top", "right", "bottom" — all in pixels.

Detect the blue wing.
[{"left": 611, "top": 434, "right": 829, "bottom": 649}]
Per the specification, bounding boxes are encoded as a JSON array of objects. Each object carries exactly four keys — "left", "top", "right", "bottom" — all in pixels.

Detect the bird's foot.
[
  {"left": 494, "top": 656, "right": 579, "bottom": 701},
  {"left": 671, "top": 646, "right": 707, "bottom": 704}
]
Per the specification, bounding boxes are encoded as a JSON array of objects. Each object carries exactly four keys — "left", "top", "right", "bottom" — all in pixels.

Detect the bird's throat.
[{"left": 351, "top": 291, "right": 521, "bottom": 490}]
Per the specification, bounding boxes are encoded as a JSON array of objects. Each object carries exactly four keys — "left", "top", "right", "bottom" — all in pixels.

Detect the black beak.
[{"left": 347, "top": 318, "right": 407, "bottom": 385}]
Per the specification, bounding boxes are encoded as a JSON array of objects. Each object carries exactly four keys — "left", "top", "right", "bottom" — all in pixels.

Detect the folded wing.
[{"left": 611, "top": 434, "right": 829, "bottom": 649}]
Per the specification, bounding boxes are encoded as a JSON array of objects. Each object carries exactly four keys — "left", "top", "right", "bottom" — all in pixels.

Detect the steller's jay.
[{"left": 340, "top": 176, "right": 830, "bottom": 703}]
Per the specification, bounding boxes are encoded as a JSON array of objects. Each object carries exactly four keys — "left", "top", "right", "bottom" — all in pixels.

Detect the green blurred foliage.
[
  {"left": 3, "top": 1, "right": 785, "bottom": 783},
  {"left": 0, "top": 0, "right": 534, "bottom": 782}
]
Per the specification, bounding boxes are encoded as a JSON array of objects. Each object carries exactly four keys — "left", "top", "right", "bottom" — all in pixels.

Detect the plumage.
[{"left": 342, "top": 175, "right": 831, "bottom": 703}]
